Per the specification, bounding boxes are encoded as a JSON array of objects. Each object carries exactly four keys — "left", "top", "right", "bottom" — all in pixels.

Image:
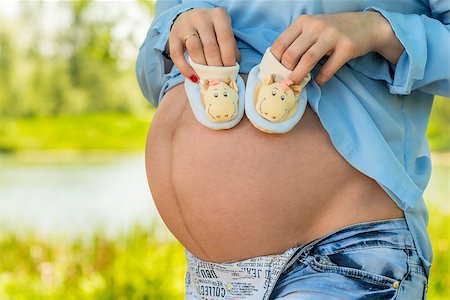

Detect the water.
[
  {"left": 0, "top": 152, "right": 171, "bottom": 240},
  {"left": 0, "top": 152, "right": 448, "bottom": 239}
]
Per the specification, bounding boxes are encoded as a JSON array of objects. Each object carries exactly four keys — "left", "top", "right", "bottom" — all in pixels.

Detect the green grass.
[
  {"left": 0, "top": 208, "right": 448, "bottom": 299},
  {"left": 427, "top": 207, "right": 450, "bottom": 300},
  {"left": 0, "top": 224, "right": 186, "bottom": 300},
  {"left": 0, "top": 111, "right": 155, "bottom": 152}
]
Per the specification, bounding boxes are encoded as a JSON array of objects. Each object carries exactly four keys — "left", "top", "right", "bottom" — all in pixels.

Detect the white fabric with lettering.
[{"left": 184, "top": 246, "right": 302, "bottom": 300}]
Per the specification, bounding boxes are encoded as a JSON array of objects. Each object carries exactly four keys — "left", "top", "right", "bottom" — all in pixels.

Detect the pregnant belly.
[{"left": 145, "top": 82, "right": 403, "bottom": 263}]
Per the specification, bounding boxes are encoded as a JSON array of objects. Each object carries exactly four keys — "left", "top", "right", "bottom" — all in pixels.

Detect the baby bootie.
[
  {"left": 245, "top": 47, "right": 311, "bottom": 134},
  {"left": 184, "top": 56, "right": 246, "bottom": 130}
]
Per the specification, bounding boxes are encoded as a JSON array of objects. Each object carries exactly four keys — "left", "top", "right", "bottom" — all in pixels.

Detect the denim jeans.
[
  {"left": 269, "top": 218, "right": 428, "bottom": 300},
  {"left": 184, "top": 218, "right": 428, "bottom": 299}
]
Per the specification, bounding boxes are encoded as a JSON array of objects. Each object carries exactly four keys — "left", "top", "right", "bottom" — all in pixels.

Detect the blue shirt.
[{"left": 136, "top": 0, "right": 450, "bottom": 276}]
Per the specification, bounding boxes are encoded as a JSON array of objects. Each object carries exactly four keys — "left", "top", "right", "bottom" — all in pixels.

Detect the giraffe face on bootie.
[
  {"left": 200, "top": 78, "right": 239, "bottom": 123},
  {"left": 255, "top": 74, "right": 302, "bottom": 122}
]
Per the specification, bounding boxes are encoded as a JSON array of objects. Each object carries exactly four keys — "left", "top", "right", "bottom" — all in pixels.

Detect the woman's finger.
[
  {"left": 185, "top": 32, "right": 207, "bottom": 65},
  {"left": 213, "top": 16, "right": 237, "bottom": 66},
  {"left": 169, "top": 37, "right": 199, "bottom": 83},
  {"left": 280, "top": 34, "right": 316, "bottom": 70},
  {"left": 289, "top": 40, "right": 331, "bottom": 84},
  {"left": 196, "top": 20, "right": 223, "bottom": 66},
  {"left": 315, "top": 45, "right": 354, "bottom": 85},
  {"left": 271, "top": 24, "right": 303, "bottom": 61}
]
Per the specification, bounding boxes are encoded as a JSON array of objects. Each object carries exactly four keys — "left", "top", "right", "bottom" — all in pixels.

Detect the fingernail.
[{"left": 190, "top": 74, "right": 199, "bottom": 83}]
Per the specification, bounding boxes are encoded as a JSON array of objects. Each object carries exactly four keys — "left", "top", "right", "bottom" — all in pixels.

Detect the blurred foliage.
[
  {"left": 0, "top": 207, "right": 448, "bottom": 299},
  {"left": 0, "top": 0, "right": 154, "bottom": 118},
  {"left": 137, "top": 0, "right": 156, "bottom": 15}
]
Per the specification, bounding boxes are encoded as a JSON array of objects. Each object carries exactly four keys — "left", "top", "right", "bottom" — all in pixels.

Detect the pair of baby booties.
[{"left": 184, "top": 47, "right": 311, "bottom": 134}]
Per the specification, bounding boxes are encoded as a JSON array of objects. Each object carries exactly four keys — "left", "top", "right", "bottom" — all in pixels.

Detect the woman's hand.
[
  {"left": 169, "top": 7, "right": 240, "bottom": 83},
  {"left": 271, "top": 12, "right": 404, "bottom": 86}
]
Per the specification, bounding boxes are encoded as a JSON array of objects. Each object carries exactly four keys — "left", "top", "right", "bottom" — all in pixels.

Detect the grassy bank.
[
  {"left": 0, "top": 208, "right": 448, "bottom": 299},
  {"left": 0, "top": 111, "right": 155, "bottom": 152},
  {"left": 0, "top": 224, "right": 186, "bottom": 300}
]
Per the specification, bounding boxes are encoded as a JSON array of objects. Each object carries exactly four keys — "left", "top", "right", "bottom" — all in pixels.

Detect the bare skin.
[{"left": 145, "top": 76, "right": 404, "bottom": 263}]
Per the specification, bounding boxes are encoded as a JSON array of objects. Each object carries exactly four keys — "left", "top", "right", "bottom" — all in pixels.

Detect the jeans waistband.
[
  {"left": 282, "top": 218, "right": 415, "bottom": 272},
  {"left": 313, "top": 218, "right": 415, "bottom": 250}
]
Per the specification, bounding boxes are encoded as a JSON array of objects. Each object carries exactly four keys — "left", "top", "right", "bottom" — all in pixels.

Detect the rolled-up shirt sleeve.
[
  {"left": 136, "top": 1, "right": 216, "bottom": 107},
  {"left": 348, "top": 0, "right": 450, "bottom": 97}
]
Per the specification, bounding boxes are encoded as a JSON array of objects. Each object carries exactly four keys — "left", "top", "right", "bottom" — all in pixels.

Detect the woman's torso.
[{"left": 145, "top": 77, "right": 403, "bottom": 263}]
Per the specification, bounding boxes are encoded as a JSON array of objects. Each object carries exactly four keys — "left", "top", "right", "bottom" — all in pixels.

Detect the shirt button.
[{"left": 393, "top": 281, "right": 400, "bottom": 289}]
